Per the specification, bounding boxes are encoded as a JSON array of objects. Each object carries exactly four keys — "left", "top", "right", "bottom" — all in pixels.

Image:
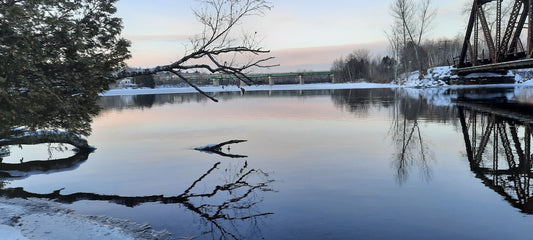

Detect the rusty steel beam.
[
  {"left": 508, "top": 2, "right": 529, "bottom": 56},
  {"left": 454, "top": 58, "right": 533, "bottom": 75},
  {"left": 529, "top": 0, "right": 533, "bottom": 56},
  {"left": 459, "top": 1, "right": 479, "bottom": 67},
  {"left": 499, "top": 0, "right": 524, "bottom": 59},
  {"left": 459, "top": 0, "right": 533, "bottom": 70},
  {"left": 477, "top": 4, "right": 497, "bottom": 61},
  {"left": 497, "top": 0, "right": 502, "bottom": 52}
]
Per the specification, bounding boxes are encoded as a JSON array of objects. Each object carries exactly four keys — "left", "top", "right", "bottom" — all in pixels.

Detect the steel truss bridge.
[{"left": 457, "top": 0, "right": 533, "bottom": 75}]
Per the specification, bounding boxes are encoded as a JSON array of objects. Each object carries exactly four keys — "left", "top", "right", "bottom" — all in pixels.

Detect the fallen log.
[{"left": 195, "top": 140, "right": 248, "bottom": 158}]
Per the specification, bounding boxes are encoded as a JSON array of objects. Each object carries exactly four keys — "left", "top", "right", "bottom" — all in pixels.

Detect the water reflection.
[
  {"left": 458, "top": 96, "right": 533, "bottom": 214},
  {"left": 1, "top": 91, "right": 275, "bottom": 239},
  {"left": 98, "top": 90, "right": 336, "bottom": 111},
  {"left": 195, "top": 140, "right": 249, "bottom": 158},
  {"left": 6, "top": 86, "right": 533, "bottom": 239},
  {"left": 0, "top": 149, "right": 91, "bottom": 179},
  {"left": 0, "top": 159, "right": 274, "bottom": 240},
  {"left": 0, "top": 92, "right": 98, "bottom": 178},
  {"left": 330, "top": 88, "right": 457, "bottom": 184}
]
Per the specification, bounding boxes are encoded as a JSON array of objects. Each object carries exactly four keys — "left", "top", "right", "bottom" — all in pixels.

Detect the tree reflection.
[
  {"left": 330, "top": 88, "right": 396, "bottom": 116},
  {"left": 0, "top": 90, "right": 99, "bottom": 177},
  {"left": 389, "top": 93, "right": 435, "bottom": 185},
  {"left": 0, "top": 150, "right": 91, "bottom": 179},
  {"left": 0, "top": 91, "right": 274, "bottom": 239},
  {"left": 0, "top": 160, "right": 274, "bottom": 240},
  {"left": 330, "top": 88, "right": 461, "bottom": 185}
]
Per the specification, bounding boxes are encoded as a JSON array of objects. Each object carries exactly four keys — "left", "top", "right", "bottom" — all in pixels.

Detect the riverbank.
[
  {"left": 102, "top": 67, "right": 533, "bottom": 97},
  {"left": 0, "top": 197, "right": 172, "bottom": 240},
  {"left": 101, "top": 82, "right": 397, "bottom": 96}
]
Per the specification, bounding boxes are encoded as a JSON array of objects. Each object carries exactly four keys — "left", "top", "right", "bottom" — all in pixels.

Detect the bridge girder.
[{"left": 458, "top": 0, "right": 533, "bottom": 69}]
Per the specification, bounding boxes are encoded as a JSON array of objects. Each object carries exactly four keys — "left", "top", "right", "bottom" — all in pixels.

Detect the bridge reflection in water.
[{"left": 458, "top": 98, "right": 533, "bottom": 214}]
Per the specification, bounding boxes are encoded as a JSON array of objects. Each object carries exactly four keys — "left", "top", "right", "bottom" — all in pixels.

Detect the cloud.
[
  {"left": 124, "top": 34, "right": 191, "bottom": 42},
  {"left": 125, "top": 41, "right": 390, "bottom": 72}
]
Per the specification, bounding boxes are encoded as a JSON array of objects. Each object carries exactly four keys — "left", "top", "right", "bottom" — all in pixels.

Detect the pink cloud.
[
  {"left": 125, "top": 41, "right": 390, "bottom": 72},
  {"left": 268, "top": 42, "right": 389, "bottom": 72}
]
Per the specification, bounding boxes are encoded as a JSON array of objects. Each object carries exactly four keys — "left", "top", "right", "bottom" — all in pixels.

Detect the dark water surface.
[{"left": 4, "top": 87, "right": 533, "bottom": 239}]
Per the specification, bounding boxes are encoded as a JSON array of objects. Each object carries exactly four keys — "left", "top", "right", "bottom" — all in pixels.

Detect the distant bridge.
[
  {"left": 456, "top": 0, "right": 533, "bottom": 75},
  {"left": 209, "top": 71, "right": 335, "bottom": 85},
  {"left": 155, "top": 71, "right": 335, "bottom": 86}
]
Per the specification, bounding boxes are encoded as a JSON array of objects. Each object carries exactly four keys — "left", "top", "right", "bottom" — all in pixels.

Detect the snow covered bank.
[
  {"left": 103, "top": 67, "right": 533, "bottom": 98},
  {"left": 392, "top": 66, "right": 453, "bottom": 87},
  {"left": 392, "top": 65, "right": 533, "bottom": 88},
  {"left": 101, "top": 82, "right": 397, "bottom": 96},
  {"left": 0, "top": 197, "right": 172, "bottom": 240}
]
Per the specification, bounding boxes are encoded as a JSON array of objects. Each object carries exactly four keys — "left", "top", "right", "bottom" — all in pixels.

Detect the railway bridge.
[{"left": 456, "top": 0, "right": 533, "bottom": 75}]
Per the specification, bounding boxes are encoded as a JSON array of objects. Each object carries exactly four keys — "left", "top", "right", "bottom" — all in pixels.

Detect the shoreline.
[
  {"left": 100, "top": 80, "right": 533, "bottom": 97},
  {"left": 0, "top": 197, "right": 172, "bottom": 240},
  {"left": 100, "top": 82, "right": 398, "bottom": 96}
]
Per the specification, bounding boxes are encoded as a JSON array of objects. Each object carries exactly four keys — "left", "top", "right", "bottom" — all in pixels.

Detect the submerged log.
[{"left": 195, "top": 140, "right": 248, "bottom": 158}]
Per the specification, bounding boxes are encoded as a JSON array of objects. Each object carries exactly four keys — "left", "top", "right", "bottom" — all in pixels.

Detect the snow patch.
[
  {"left": 0, "top": 198, "right": 172, "bottom": 240},
  {"left": 0, "top": 225, "right": 29, "bottom": 240},
  {"left": 100, "top": 82, "right": 398, "bottom": 96},
  {"left": 392, "top": 66, "right": 452, "bottom": 87}
]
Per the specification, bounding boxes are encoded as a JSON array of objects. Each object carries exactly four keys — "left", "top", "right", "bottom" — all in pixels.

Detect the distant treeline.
[{"left": 331, "top": 36, "right": 463, "bottom": 83}]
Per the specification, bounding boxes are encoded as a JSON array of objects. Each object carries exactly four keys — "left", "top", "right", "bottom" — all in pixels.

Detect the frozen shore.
[
  {"left": 101, "top": 69, "right": 533, "bottom": 98},
  {"left": 0, "top": 197, "right": 172, "bottom": 240},
  {"left": 100, "top": 82, "right": 398, "bottom": 96}
]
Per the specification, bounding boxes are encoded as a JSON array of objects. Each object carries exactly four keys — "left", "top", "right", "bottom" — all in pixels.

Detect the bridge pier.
[
  {"left": 268, "top": 75, "right": 274, "bottom": 85},
  {"left": 212, "top": 79, "right": 220, "bottom": 86},
  {"left": 299, "top": 75, "right": 304, "bottom": 85}
]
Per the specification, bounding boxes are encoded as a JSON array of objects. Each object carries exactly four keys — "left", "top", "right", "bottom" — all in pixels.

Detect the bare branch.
[
  {"left": 168, "top": 69, "right": 219, "bottom": 102},
  {"left": 117, "top": 0, "right": 275, "bottom": 101}
]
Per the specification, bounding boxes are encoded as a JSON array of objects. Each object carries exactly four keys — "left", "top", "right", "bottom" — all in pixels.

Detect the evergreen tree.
[{"left": 0, "top": 0, "right": 131, "bottom": 98}]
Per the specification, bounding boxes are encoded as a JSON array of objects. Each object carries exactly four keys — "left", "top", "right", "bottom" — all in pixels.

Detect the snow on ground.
[
  {"left": 0, "top": 197, "right": 172, "bottom": 240},
  {"left": 100, "top": 82, "right": 397, "bottom": 96},
  {"left": 392, "top": 66, "right": 452, "bottom": 87},
  {"left": 101, "top": 66, "right": 533, "bottom": 98}
]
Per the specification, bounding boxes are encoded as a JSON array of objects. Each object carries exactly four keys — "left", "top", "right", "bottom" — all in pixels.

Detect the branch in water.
[{"left": 195, "top": 140, "right": 248, "bottom": 158}]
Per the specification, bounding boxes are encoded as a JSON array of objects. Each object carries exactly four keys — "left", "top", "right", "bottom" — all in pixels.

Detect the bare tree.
[
  {"left": 390, "top": 0, "right": 436, "bottom": 78},
  {"left": 385, "top": 21, "right": 403, "bottom": 79},
  {"left": 117, "top": 0, "right": 276, "bottom": 102}
]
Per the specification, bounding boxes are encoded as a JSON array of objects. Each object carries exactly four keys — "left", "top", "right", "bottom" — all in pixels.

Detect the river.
[{"left": 2, "top": 86, "right": 533, "bottom": 239}]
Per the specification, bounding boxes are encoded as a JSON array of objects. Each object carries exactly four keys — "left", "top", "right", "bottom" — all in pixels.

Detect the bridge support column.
[
  {"left": 299, "top": 75, "right": 304, "bottom": 85},
  {"left": 268, "top": 76, "right": 274, "bottom": 85},
  {"left": 212, "top": 79, "right": 220, "bottom": 86}
]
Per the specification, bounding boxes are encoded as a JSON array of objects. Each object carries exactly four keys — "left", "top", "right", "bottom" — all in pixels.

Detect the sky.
[{"left": 116, "top": 0, "right": 470, "bottom": 72}]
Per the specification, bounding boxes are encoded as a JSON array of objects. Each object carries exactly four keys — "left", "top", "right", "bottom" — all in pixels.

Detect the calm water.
[{"left": 3, "top": 87, "right": 533, "bottom": 239}]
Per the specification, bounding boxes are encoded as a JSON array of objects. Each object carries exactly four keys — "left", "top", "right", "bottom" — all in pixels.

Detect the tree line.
[
  {"left": 331, "top": 36, "right": 463, "bottom": 83},
  {"left": 332, "top": 0, "right": 464, "bottom": 83}
]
